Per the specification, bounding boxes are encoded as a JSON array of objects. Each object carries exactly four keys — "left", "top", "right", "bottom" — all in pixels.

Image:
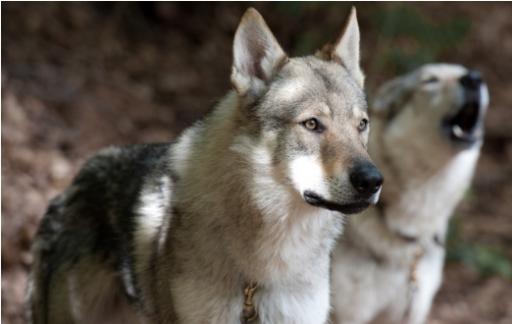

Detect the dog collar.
[{"left": 241, "top": 281, "right": 258, "bottom": 323}]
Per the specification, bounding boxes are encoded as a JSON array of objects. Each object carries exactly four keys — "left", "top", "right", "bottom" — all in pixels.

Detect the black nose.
[
  {"left": 349, "top": 161, "right": 383, "bottom": 198},
  {"left": 459, "top": 70, "right": 482, "bottom": 90}
]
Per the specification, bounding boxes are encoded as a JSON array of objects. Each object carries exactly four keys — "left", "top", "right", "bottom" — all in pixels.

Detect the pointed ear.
[
  {"left": 371, "top": 75, "right": 414, "bottom": 118},
  {"left": 331, "top": 7, "right": 364, "bottom": 87},
  {"left": 231, "top": 8, "right": 287, "bottom": 97}
]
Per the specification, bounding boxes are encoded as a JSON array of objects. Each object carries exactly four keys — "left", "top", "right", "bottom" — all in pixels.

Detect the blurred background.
[{"left": 2, "top": 2, "right": 511, "bottom": 323}]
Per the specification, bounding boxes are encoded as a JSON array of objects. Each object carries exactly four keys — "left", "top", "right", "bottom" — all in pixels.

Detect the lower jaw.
[
  {"left": 307, "top": 200, "right": 370, "bottom": 215},
  {"left": 303, "top": 191, "right": 371, "bottom": 215}
]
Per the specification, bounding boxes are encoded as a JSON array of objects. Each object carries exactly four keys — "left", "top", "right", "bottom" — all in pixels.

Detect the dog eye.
[
  {"left": 302, "top": 118, "right": 324, "bottom": 133},
  {"left": 423, "top": 76, "right": 439, "bottom": 84},
  {"left": 358, "top": 118, "right": 369, "bottom": 132}
]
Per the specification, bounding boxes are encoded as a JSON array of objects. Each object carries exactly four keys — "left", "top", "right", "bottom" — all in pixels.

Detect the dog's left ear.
[
  {"left": 231, "top": 8, "right": 287, "bottom": 98},
  {"left": 371, "top": 75, "right": 413, "bottom": 119},
  {"left": 331, "top": 7, "right": 364, "bottom": 87}
]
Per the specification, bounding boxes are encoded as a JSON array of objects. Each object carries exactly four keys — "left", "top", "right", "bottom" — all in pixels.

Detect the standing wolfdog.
[
  {"left": 27, "top": 7, "right": 382, "bottom": 324},
  {"left": 331, "top": 64, "right": 489, "bottom": 324}
]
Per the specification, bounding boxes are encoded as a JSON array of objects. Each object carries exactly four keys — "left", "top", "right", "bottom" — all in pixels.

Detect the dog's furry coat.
[
  {"left": 331, "top": 64, "right": 489, "bottom": 324},
  {"left": 28, "top": 7, "right": 379, "bottom": 324}
]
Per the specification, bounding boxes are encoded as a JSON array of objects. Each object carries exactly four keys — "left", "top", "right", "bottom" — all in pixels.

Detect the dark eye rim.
[
  {"left": 301, "top": 118, "right": 325, "bottom": 133},
  {"left": 358, "top": 118, "right": 369, "bottom": 132},
  {"left": 422, "top": 76, "right": 439, "bottom": 84}
]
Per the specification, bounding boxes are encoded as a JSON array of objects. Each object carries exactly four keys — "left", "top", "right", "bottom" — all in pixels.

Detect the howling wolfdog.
[
  {"left": 331, "top": 64, "right": 488, "bottom": 324},
  {"left": 27, "top": 7, "right": 382, "bottom": 324}
]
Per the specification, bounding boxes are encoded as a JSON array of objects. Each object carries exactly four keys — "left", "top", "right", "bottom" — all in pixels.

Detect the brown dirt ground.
[{"left": 2, "top": 3, "right": 512, "bottom": 324}]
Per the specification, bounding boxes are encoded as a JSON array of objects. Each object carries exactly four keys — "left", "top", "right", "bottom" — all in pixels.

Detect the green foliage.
[
  {"left": 274, "top": 2, "right": 319, "bottom": 17},
  {"left": 372, "top": 5, "right": 471, "bottom": 73},
  {"left": 293, "top": 29, "right": 325, "bottom": 56},
  {"left": 270, "top": 4, "right": 471, "bottom": 73},
  {"left": 273, "top": 2, "right": 341, "bottom": 56},
  {"left": 446, "top": 217, "right": 512, "bottom": 280}
]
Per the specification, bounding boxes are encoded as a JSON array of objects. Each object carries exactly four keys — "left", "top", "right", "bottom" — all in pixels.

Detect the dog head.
[
  {"left": 370, "top": 64, "right": 489, "bottom": 179},
  {"left": 230, "top": 8, "right": 382, "bottom": 215}
]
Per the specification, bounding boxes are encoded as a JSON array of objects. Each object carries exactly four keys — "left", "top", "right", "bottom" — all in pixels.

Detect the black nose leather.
[
  {"left": 459, "top": 70, "right": 482, "bottom": 90},
  {"left": 349, "top": 161, "right": 383, "bottom": 197}
]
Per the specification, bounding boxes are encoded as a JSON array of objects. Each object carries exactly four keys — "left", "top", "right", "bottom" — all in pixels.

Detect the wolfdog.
[
  {"left": 330, "top": 64, "right": 489, "bottom": 324},
  {"left": 27, "top": 7, "right": 383, "bottom": 324}
]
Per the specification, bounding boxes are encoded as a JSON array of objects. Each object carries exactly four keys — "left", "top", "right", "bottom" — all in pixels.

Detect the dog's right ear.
[{"left": 231, "top": 8, "right": 287, "bottom": 98}]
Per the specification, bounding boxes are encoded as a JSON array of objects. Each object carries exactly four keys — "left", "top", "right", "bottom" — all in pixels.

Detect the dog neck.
[{"left": 346, "top": 140, "right": 481, "bottom": 263}]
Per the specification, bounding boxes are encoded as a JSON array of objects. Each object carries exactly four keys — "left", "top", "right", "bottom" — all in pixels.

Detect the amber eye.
[
  {"left": 358, "top": 118, "right": 369, "bottom": 132},
  {"left": 304, "top": 118, "right": 317, "bottom": 130},
  {"left": 302, "top": 118, "right": 324, "bottom": 133}
]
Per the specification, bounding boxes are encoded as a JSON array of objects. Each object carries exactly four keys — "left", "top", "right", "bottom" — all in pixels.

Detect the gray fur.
[
  {"left": 28, "top": 7, "right": 378, "bottom": 324},
  {"left": 331, "top": 64, "right": 489, "bottom": 324}
]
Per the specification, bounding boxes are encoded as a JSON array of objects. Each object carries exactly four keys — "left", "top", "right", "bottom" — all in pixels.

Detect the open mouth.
[
  {"left": 442, "top": 88, "right": 484, "bottom": 145},
  {"left": 303, "top": 191, "right": 370, "bottom": 215}
]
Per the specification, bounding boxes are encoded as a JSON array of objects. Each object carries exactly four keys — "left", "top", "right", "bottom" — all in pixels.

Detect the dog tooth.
[{"left": 452, "top": 125, "right": 466, "bottom": 137}]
